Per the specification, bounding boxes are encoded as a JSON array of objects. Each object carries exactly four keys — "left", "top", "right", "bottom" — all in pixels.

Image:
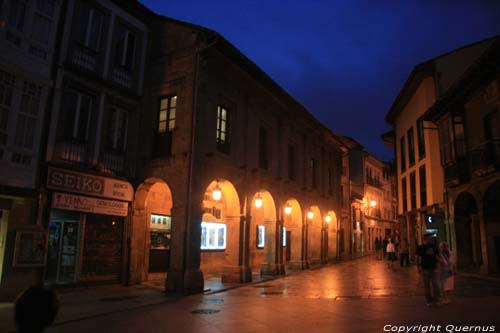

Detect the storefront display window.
[
  {"left": 201, "top": 222, "right": 226, "bottom": 250},
  {"left": 257, "top": 225, "right": 265, "bottom": 248}
]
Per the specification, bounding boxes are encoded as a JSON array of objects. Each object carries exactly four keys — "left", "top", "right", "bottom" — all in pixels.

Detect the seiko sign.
[{"left": 47, "top": 167, "right": 133, "bottom": 201}]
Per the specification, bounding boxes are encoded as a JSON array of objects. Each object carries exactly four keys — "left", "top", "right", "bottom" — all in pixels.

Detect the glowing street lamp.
[
  {"left": 307, "top": 211, "right": 314, "bottom": 220},
  {"left": 284, "top": 203, "right": 292, "bottom": 215},
  {"left": 325, "top": 215, "right": 332, "bottom": 223},
  {"left": 254, "top": 194, "right": 263, "bottom": 208},
  {"left": 212, "top": 183, "right": 222, "bottom": 201},
  {"left": 370, "top": 200, "right": 377, "bottom": 207}
]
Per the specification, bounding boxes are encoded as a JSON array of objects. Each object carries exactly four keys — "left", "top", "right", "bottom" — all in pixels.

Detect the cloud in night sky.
[{"left": 141, "top": 0, "right": 500, "bottom": 160}]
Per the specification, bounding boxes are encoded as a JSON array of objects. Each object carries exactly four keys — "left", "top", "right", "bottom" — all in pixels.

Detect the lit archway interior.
[
  {"left": 133, "top": 178, "right": 173, "bottom": 281},
  {"left": 282, "top": 199, "right": 303, "bottom": 270},
  {"left": 326, "top": 210, "right": 338, "bottom": 261},
  {"left": 250, "top": 190, "right": 277, "bottom": 274},
  {"left": 200, "top": 179, "right": 241, "bottom": 276},
  {"left": 307, "top": 205, "right": 322, "bottom": 266}
]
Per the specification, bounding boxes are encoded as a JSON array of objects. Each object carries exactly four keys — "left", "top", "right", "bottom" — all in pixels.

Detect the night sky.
[{"left": 141, "top": 0, "right": 500, "bottom": 160}]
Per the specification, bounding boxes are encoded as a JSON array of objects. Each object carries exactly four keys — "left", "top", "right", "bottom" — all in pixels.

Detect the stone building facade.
[
  {"left": 131, "top": 16, "right": 344, "bottom": 294},
  {"left": 424, "top": 37, "right": 500, "bottom": 274}
]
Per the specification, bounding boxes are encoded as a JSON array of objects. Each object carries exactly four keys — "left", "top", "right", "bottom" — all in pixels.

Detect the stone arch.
[
  {"left": 131, "top": 178, "right": 174, "bottom": 282},
  {"left": 249, "top": 190, "right": 278, "bottom": 275},
  {"left": 200, "top": 179, "right": 242, "bottom": 279},
  {"left": 454, "top": 192, "right": 480, "bottom": 271},
  {"left": 282, "top": 198, "right": 303, "bottom": 270},
  {"left": 307, "top": 205, "right": 322, "bottom": 266},
  {"left": 483, "top": 181, "right": 500, "bottom": 273}
]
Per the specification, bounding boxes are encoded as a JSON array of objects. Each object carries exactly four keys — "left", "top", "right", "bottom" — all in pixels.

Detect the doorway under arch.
[
  {"left": 484, "top": 181, "right": 500, "bottom": 273},
  {"left": 307, "top": 205, "right": 322, "bottom": 266},
  {"left": 454, "top": 192, "right": 480, "bottom": 271},
  {"left": 325, "top": 210, "right": 338, "bottom": 262},
  {"left": 282, "top": 199, "right": 304, "bottom": 270}
]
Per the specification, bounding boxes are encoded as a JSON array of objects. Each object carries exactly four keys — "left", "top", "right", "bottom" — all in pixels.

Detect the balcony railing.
[
  {"left": 112, "top": 67, "right": 135, "bottom": 90},
  {"left": 69, "top": 43, "right": 99, "bottom": 73},
  {"left": 470, "top": 140, "right": 500, "bottom": 175},
  {"left": 54, "top": 140, "right": 91, "bottom": 166},
  {"left": 366, "top": 176, "right": 382, "bottom": 188},
  {"left": 100, "top": 151, "right": 126, "bottom": 175}
]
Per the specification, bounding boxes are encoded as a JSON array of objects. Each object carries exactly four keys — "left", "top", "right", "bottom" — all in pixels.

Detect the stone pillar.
[
  {"left": 478, "top": 213, "right": 489, "bottom": 274},
  {"left": 277, "top": 219, "right": 286, "bottom": 274},
  {"left": 129, "top": 208, "right": 148, "bottom": 284},
  {"left": 222, "top": 215, "right": 251, "bottom": 283},
  {"left": 261, "top": 219, "right": 280, "bottom": 275}
]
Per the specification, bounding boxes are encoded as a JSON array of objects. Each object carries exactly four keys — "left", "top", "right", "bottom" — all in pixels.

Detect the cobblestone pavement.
[{"left": 12, "top": 256, "right": 500, "bottom": 332}]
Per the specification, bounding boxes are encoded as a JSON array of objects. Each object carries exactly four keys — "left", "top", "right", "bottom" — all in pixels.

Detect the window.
[
  {"left": 328, "top": 167, "right": 333, "bottom": 194},
  {"left": 400, "top": 136, "right": 406, "bottom": 172},
  {"left": 407, "top": 127, "right": 415, "bottom": 166},
  {"left": 31, "top": 0, "right": 56, "bottom": 45},
  {"left": 201, "top": 222, "right": 226, "bottom": 250},
  {"left": 75, "top": 3, "right": 103, "bottom": 51},
  {"left": 15, "top": 81, "right": 41, "bottom": 149},
  {"left": 454, "top": 116, "right": 466, "bottom": 158},
  {"left": 259, "top": 127, "right": 268, "bottom": 169},
  {"left": 63, "top": 91, "right": 93, "bottom": 141},
  {"left": 419, "top": 166, "right": 427, "bottom": 208},
  {"left": 310, "top": 158, "right": 317, "bottom": 189},
  {"left": 158, "top": 96, "right": 176, "bottom": 133},
  {"left": 438, "top": 116, "right": 466, "bottom": 165},
  {"left": 8, "top": 1, "right": 26, "bottom": 32},
  {"left": 410, "top": 172, "right": 416, "bottom": 210},
  {"left": 107, "top": 109, "right": 128, "bottom": 152},
  {"left": 417, "top": 119, "right": 426, "bottom": 159},
  {"left": 216, "top": 106, "right": 230, "bottom": 153},
  {"left": 402, "top": 177, "right": 407, "bottom": 212},
  {"left": 282, "top": 227, "right": 287, "bottom": 247},
  {"left": 257, "top": 225, "right": 265, "bottom": 248},
  {"left": 0, "top": 70, "right": 15, "bottom": 146},
  {"left": 288, "top": 145, "right": 296, "bottom": 180},
  {"left": 115, "top": 24, "right": 136, "bottom": 69}
]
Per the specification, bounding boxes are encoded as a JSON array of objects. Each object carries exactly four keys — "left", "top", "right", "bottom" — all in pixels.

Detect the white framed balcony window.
[
  {"left": 115, "top": 25, "right": 136, "bottom": 70},
  {"left": 200, "top": 222, "right": 226, "bottom": 250},
  {"left": 107, "top": 108, "right": 128, "bottom": 152},
  {"left": 63, "top": 91, "right": 92, "bottom": 141},
  {"left": 75, "top": 3, "right": 103, "bottom": 51},
  {"left": 14, "top": 81, "right": 41, "bottom": 149}
]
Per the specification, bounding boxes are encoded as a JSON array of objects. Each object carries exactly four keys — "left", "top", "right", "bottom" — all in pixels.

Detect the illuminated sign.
[{"left": 52, "top": 192, "right": 128, "bottom": 216}]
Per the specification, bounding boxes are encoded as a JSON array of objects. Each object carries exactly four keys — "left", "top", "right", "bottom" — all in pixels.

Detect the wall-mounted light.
[
  {"left": 212, "top": 183, "right": 222, "bottom": 201},
  {"left": 370, "top": 200, "right": 377, "bottom": 207},
  {"left": 307, "top": 211, "right": 314, "bottom": 220},
  {"left": 254, "top": 193, "right": 263, "bottom": 208},
  {"left": 284, "top": 203, "right": 292, "bottom": 215},
  {"left": 325, "top": 215, "right": 332, "bottom": 223}
]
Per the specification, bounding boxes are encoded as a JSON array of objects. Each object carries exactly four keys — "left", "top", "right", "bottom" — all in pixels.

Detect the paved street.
[{"left": 40, "top": 256, "right": 500, "bottom": 333}]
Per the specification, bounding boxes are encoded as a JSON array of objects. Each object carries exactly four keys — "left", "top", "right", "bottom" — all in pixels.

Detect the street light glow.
[
  {"left": 284, "top": 203, "right": 292, "bottom": 215},
  {"left": 307, "top": 211, "right": 314, "bottom": 219},
  {"left": 212, "top": 183, "right": 222, "bottom": 201},
  {"left": 254, "top": 194, "right": 263, "bottom": 208},
  {"left": 325, "top": 215, "right": 332, "bottom": 223},
  {"left": 370, "top": 200, "right": 377, "bottom": 207}
]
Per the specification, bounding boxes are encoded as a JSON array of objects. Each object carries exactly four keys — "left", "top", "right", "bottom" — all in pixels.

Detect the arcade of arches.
[
  {"left": 452, "top": 181, "right": 500, "bottom": 274},
  {"left": 130, "top": 178, "right": 339, "bottom": 288}
]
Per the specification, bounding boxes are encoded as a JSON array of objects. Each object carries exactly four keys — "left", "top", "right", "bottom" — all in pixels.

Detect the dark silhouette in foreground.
[{"left": 15, "top": 285, "right": 59, "bottom": 333}]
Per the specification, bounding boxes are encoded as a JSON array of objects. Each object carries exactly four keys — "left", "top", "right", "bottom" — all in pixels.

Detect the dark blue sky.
[{"left": 141, "top": 0, "right": 500, "bottom": 160}]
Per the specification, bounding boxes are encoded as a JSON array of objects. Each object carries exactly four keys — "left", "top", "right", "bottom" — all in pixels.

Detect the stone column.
[
  {"left": 222, "top": 215, "right": 251, "bottom": 283},
  {"left": 478, "top": 213, "right": 489, "bottom": 274},
  {"left": 261, "top": 219, "right": 280, "bottom": 275}
]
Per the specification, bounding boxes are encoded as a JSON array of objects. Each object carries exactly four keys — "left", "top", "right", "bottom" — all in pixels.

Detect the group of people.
[
  {"left": 375, "top": 233, "right": 455, "bottom": 306},
  {"left": 374, "top": 235, "right": 409, "bottom": 268}
]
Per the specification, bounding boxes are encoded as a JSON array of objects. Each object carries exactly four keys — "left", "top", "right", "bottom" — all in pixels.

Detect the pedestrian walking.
[
  {"left": 386, "top": 239, "right": 396, "bottom": 269},
  {"left": 399, "top": 238, "right": 410, "bottom": 267},
  {"left": 439, "top": 241, "right": 455, "bottom": 304},
  {"left": 382, "top": 236, "right": 388, "bottom": 260},
  {"left": 416, "top": 234, "right": 440, "bottom": 306},
  {"left": 15, "top": 285, "right": 59, "bottom": 332}
]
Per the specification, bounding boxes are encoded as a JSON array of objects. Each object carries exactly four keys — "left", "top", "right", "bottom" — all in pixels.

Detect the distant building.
[
  {"left": 424, "top": 37, "right": 500, "bottom": 274},
  {"left": 383, "top": 37, "right": 496, "bottom": 257},
  {"left": 338, "top": 136, "right": 398, "bottom": 255}
]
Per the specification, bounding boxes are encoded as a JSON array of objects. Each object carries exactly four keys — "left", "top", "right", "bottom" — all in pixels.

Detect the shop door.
[
  {"left": 46, "top": 211, "right": 81, "bottom": 284},
  {"left": 81, "top": 214, "right": 123, "bottom": 282}
]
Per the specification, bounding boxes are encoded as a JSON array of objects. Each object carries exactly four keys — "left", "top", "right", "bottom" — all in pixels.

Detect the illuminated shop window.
[
  {"left": 282, "top": 227, "right": 287, "bottom": 247},
  {"left": 150, "top": 214, "right": 171, "bottom": 250},
  {"left": 158, "top": 96, "right": 177, "bottom": 133},
  {"left": 201, "top": 222, "right": 226, "bottom": 250},
  {"left": 257, "top": 225, "right": 265, "bottom": 249}
]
